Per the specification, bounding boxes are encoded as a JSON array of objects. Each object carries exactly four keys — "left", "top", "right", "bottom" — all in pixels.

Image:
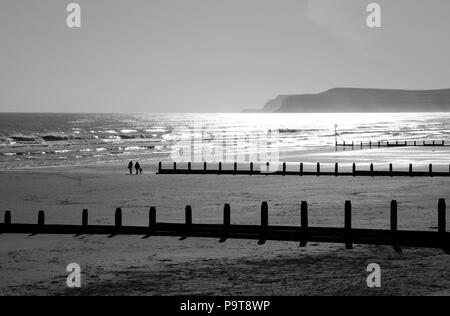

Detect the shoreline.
[{"left": 2, "top": 146, "right": 450, "bottom": 170}]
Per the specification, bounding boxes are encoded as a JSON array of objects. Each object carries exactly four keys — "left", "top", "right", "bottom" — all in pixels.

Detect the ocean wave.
[
  {"left": 118, "top": 134, "right": 137, "bottom": 139},
  {"left": 124, "top": 146, "right": 147, "bottom": 151},
  {"left": 10, "top": 136, "right": 39, "bottom": 142},
  {"left": 42, "top": 135, "right": 70, "bottom": 141},
  {"left": 120, "top": 129, "right": 138, "bottom": 134}
]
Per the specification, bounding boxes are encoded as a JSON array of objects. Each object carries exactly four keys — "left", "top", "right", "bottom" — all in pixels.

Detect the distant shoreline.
[{"left": 244, "top": 87, "right": 450, "bottom": 113}]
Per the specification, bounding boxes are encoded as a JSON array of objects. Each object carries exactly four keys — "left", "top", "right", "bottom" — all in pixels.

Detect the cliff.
[{"left": 253, "top": 88, "right": 450, "bottom": 113}]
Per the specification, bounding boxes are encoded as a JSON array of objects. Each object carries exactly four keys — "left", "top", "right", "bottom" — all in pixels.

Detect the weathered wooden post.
[
  {"left": 378, "top": 141, "right": 381, "bottom": 148},
  {"left": 233, "top": 162, "right": 237, "bottom": 175},
  {"left": 218, "top": 162, "right": 222, "bottom": 174},
  {"left": 38, "top": 210, "right": 45, "bottom": 227},
  {"left": 158, "top": 162, "right": 162, "bottom": 173},
  {"left": 438, "top": 199, "right": 446, "bottom": 237},
  {"left": 258, "top": 202, "right": 268, "bottom": 245},
  {"left": 437, "top": 199, "right": 449, "bottom": 253},
  {"left": 300, "top": 201, "right": 308, "bottom": 247},
  {"left": 352, "top": 163, "right": 356, "bottom": 177},
  {"left": 115, "top": 208, "right": 122, "bottom": 228},
  {"left": 261, "top": 202, "right": 268, "bottom": 228},
  {"left": 409, "top": 164, "right": 413, "bottom": 177},
  {"left": 335, "top": 163, "right": 339, "bottom": 177},
  {"left": 173, "top": 162, "right": 177, "bottom": 174},
  {"left": 185, "top": 205, "right": 192, "bottom": 227},
  {"left": 391, "top": 200, "right": 402, "bottom": 253},
  {"left": 360, "top": 141, "right": 363, "bottom": 148},
  {"left": 429, "top": 164, "right": 433, "bottom": 177},
  {"left": 317, "top": 163, "right": 320, "bottom": 176},
  {"left": 219, "top": 203, "right": 231, "bottom": 243},
  {"left": 390, "top": 163, "right": 393, "bottom": 177},
  {"left": 250, "top": 162, "right": 254, "bottom": 175},
  {"left": 370, "top": 163, "right": 374, "bottom": 177},
  {"left": 4, "top": 211, "right": 11, "bottom": 226},
  {"left": 181, "top": 205, "right": 192, "bottom": 239},
  {"left": 345, "top": 201, "right": 353, "bottom": 249},
  {"left": 282, "top": 162, "right": 286, "bottom": 176},
  {"left": 266, "top": 162, "right": 270, "bottom": 175},
  {"left": 82, "top": 209, "right": 88, "bottom": 228},
  {"left": 300, "top": 163, "right": 304, "bottom": 176},
  {"left": 188, "top": 162, "right": 192, "bottom": 173},
  {"left": 149, "top": 206, "right": 156, "bottom": 228},
  {"left": 203, "top": 161, "right": 207, "bottom": 174},
  {"left": 223, "top": 203, "right": 231, "bottom": 229},
  {"left": 414, "top": 141, "right": 417, "bottom": 146},
  {"left": 369, "top": 141, "right": 372, "bottom": 148}
]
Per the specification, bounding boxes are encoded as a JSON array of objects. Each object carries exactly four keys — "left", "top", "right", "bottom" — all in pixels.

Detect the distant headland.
[{"left": 243, "top": 88, "right": 450, "bottom": 113}]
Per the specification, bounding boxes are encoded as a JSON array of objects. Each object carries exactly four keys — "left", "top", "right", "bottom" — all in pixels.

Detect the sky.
[{"left": 1, "top": 0, "right": 450, "bottom": 113}]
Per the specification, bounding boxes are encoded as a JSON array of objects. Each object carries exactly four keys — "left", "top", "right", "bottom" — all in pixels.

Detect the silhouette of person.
[
  {"left": 128, "top": 161, "right": 133, "bottom": 174},
  {"left": 135, "top": 161, "right": 140, "bottom": 175},
  {"left": 139, "top": 167, "right": 143, "bottom": 174}
]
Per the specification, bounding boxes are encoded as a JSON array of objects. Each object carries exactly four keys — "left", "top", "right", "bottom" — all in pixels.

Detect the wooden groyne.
[
  {"left": 157, "top": 162, "right": 450, "bottom": 177},
  {"left": 336, "top": 140, "right": 448, "bottom": 148},
  {"left": 1, "top": 200, "right": 449, "bottom": 254}
]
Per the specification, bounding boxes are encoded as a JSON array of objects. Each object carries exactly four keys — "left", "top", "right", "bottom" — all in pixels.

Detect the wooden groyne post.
[
  {"left": 38, "top": 210, "right": 45, "bottom": 227},
  {"left": 345, "top": 201, "right": 352, "bottom": 249},
  {"left": 220, "top": 203, "right": 231, "bottom": 243},
  {"left": 149, "top": 206, "right": 156, "bottom": 229},
  {"left": 185, "top": 205, "right": 192, "bottom": 227},
  {"left": 82, "top": 209, "right": 88, "bottom": 228},
  {"left": 438, "top": 199, "right": 449, "bottom": 253},
  {"left": 259, "top": 202, "right": 268, "bottom": 245},
  {"left": 391, "top": 201, "right": 402, "bottom": 253},
  {"left": 300, "top": 201, "right": 308, "bottom": 247},
  {"left": 181, "top": 205, "right": 193, "bottom": 240},
  {"left": 115, "top": 208, "right": 122, "bottom": 228}
]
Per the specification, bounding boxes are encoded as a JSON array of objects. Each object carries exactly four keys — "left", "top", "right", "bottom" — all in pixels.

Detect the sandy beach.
[{"left": 1, "top": 156, "right": 449, "bottom": 296}]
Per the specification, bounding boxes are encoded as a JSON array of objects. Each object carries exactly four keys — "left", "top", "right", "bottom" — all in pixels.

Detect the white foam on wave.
[
  {"left": 120, "top": 129, "right": 138, "bottom": 134},
  {"left": 125, "top": 146, "right": 146, "bottom": 151}
]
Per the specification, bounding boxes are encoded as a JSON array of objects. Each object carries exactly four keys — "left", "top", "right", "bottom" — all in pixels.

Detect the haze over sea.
[{"left": 1, "top": 113, "right": 450, "bottom": 169}]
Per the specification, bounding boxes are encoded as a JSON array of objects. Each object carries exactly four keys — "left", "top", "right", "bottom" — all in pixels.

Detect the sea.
[{"left": 0, "top": 112, "right": 449, "bottom": 169}]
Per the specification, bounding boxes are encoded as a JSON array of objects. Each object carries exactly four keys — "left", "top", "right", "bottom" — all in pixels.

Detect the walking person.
[
  {"left": 135, "top": 161, "right": 141, "bottom": 175},
  {"left": 128, "top": 161, "right": 133, "bottom": 174}
]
